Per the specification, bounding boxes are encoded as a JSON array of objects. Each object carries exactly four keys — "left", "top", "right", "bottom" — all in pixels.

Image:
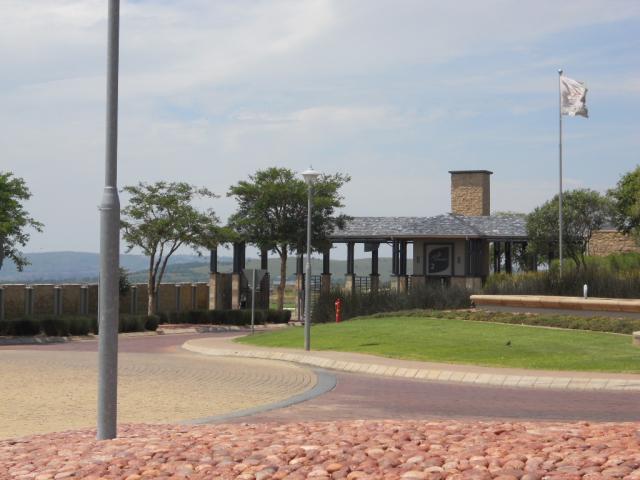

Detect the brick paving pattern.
[
  {"left": 0, "top": 350, "right": 315, "bottom": 439},
  {"left": 1, "top": 420, "right": 639, "bottom": 479}
]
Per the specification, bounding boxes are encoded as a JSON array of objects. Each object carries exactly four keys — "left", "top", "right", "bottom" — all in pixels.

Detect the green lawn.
[{"left": 235, "top": 316, "right": 640, "bottom": 373}]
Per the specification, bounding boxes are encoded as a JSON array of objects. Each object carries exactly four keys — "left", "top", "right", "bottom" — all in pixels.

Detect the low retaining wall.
[
  {"left": 471, "top": 294, "right": 640, "bottom": 319},
  {"left": 0, "top": 282, "right": 210, "bottom": 320}
]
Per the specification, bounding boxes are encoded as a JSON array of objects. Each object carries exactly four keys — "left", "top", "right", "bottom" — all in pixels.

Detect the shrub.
[
  {"left": 161, "top": 309, "right": 292, "bottom": 326},
  {"left": 312, "top": 283, "right": 473, "bottom": 323},
  {"left": 0, "top": 314, "right": 158, "bottom": 337},
  {"left": 0, "top": 318, "right": 41, "bottom": 336},
  {"left": 483, "top": 263, "right": 640, "bottom": 299},
  {"left": 370, "top": 309, "right": 640, "bottom": 335},
  {"left": 41, "top": 317, "right": 70, "bottom": 336},
  {"left": 144, "top": 315, "right": 160, "bottom": 331},
  {"left": 118, "top": 314, "right": 147, "bottom": 333}
]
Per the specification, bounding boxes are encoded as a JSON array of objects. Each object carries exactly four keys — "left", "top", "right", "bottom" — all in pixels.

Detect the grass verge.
[{"left": 235, "top": 315, "right": 640, "bottom": 373}]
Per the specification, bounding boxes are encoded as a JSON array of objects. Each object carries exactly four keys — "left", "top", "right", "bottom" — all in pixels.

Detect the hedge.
[
  {"left": 370, "top": 309, "right": 640, "bottom": 335},
  {"left": 484, "top": 264, "right": 640, "bottom": 299},
  {"left": 312, "top": 284, "right": 472, "bottom": 323},
  {"left": 0, "top": 314, "right": 159, "bottom": 337},
  {"left": 166, "top": 309, "right": 291, "bottom": 326}
]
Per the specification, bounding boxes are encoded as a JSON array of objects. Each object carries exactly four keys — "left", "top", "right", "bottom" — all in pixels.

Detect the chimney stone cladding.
[{"left": 449, "top": 170, "right": 492, "bottom": 216}]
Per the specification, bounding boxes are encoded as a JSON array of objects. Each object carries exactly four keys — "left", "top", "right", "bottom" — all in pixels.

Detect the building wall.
[
  {"left": 450, "top": 172, "right": 491, "bottom": 216},
  {"left": 588, "top": 230, "right": 640, "bottom": 257},
  {"left": 413, "top": 239, "right": 467, "bottom": 276}
]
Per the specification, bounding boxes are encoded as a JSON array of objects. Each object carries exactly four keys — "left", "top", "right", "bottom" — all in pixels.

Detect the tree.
[
  {"left": 526, "top": 189, "right": 611, "bottom": 268},
  {"left": 228, "top": 167, "right": 350, "bottom": 310},
  {"left": 121, "top": 181, "right": 222, "bottom": 315},
  {"left": 0, "top": 172, "right": 43, "bottom": 271},
  {"left": 608, "top": 166, "right": 640, "bottom": 240}
]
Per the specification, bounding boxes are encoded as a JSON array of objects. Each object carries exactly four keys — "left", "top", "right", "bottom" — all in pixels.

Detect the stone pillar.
[
  {"left": 231, "top": 242, "right": 246, "bottom": 310},
  {"left": 411, "top": 275, "right": 426, "bottom": 290},
  {"left": 208, "top": 247, "right": 222, "bottom": 310},
  {"left": 174, "top": 284, "right": 181, "bottom": 312},
  {"left": 208, "top": 273, "right": 222, "bottom": 310},
  {"left": 231, "top": 273, "right": 242, "bottom": 310},
  {"left": 344, "top": 242, "right": 356, "bottom": 295},
  {"left": 396, "top": 275, "right": 408, "bottom": 293},
  {"left": 344, "top": 273, "right": 355, "bottom": 296},
  {"left": 396, "top": 240, "right": 409, "bottom": 292}
]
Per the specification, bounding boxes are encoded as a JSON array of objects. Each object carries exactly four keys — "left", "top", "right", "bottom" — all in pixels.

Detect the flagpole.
[{"left": 558, "top": 69, "right": 563, "bottom": 276}]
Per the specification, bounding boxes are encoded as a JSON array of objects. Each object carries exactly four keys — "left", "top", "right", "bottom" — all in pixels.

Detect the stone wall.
[
  {"left": 0, "top": 282, "right": 210, "bottom": 321},
  {"left": 450, "top": 171, "right": 491, "bottom": 216},
  {"left": 588, "top": 230, "right": 640, "bottom": 257}
]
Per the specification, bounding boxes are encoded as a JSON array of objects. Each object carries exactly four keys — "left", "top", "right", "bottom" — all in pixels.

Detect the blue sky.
[{"left": 2, "top": 0, "right": 639, "bottom": 259}]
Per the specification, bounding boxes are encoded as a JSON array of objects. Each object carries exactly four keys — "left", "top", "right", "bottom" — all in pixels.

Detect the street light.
[
  {"left": 301, "top": 167, "right": 321, "bottom": 351},
  {"left": 97, "top": 0, "right": 121, "bottom": 440}
]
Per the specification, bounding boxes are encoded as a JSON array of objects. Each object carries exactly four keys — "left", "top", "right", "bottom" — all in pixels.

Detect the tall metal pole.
[
  {"left": 304, "top": 185, "right": 312, "bottom": 351},
  {"left": 97, "top": 0, "right": 121, "bottom": 440},
  {"left": 558, "top": 69, "right": 563, "bottom": 276}
]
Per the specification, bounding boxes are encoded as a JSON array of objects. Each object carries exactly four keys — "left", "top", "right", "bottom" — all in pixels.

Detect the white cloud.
[{"left": 2, "top": 0, "right": 640, "bottom": 252}]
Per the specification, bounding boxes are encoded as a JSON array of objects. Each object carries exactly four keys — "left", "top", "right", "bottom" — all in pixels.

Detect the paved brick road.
[{"left": 0, "top": 343, "right": 315, "bottom": 439}]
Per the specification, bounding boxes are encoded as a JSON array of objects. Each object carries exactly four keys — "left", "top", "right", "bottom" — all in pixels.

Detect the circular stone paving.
[{"left": 0, "top": 350, "right": 316, "bottom": 439}]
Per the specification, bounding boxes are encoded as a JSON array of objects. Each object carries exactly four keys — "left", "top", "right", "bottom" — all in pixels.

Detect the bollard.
[
  {"left": 335, "top": 298, "right": 343, "bottom": 323},
  {"left": 583, "top": 284, "right": 588, "bottom": 299}
]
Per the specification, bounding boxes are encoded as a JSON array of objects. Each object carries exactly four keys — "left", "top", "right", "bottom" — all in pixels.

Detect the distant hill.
[
  {"left": 128, "top": 256, "right": 403, "bottom": 284},
  {"left": 0, "top": 252, "right": 213, "bottom": 283},
  {"left": 0, "top": 251, "right": 405, "bottom": 284}
]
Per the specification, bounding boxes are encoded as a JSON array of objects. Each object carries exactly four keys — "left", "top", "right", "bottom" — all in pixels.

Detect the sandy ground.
[{"left": 0, "top": 349, "right": 316, "bottom": 439}]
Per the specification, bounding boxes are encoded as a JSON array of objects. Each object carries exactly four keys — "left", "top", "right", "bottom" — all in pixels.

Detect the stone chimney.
[{"left": 449, "top": 170, "right": 492, "bottom": 216}]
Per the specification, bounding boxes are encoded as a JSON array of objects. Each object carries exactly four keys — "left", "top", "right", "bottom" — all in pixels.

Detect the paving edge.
[
  {"left": 180, "top": 369, "right": 336, "bottom": 425},
  {"left": 182, "top": 341, "right": 640, "bottom": 392}
]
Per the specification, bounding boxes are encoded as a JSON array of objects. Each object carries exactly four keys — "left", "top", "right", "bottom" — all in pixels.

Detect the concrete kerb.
[
  {"left": 182, "top": 339, "right": 640, "bottom": 392},
  {"left": 181, "top": 369, "right": 337, "bottom": 425}
]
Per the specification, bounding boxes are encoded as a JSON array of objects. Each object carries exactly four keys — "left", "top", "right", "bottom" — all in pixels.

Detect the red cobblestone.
[{"left": 1, "top": 421, "right": 639, "bottom": 479}]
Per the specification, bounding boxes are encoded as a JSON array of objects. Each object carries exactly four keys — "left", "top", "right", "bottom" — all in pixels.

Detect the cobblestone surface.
[
  {"left": 1, "top": 421, "right": 639, "bottom": 479},
  {"left": 0, "top": 350, "right": 316, "bottom": 439}
]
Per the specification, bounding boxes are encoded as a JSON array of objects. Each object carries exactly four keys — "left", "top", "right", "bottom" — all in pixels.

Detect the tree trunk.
[
  {"left": 148, "top": 289, "right": 157, "bottom": 316},
  {"left": 147, "top": 252, "right": 158, "bottom": 316},
  {"left": 277, "top": 248, "right": 288, "bottom": 311}
]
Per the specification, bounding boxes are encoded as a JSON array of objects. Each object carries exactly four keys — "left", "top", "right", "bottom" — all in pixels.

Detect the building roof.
[{"left": 329, "top": 213, "right": 527, "bottom": 242}]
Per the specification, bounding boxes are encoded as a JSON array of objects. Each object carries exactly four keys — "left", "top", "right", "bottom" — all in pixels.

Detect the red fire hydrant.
[{"left": 335, "top": 298, "right": 343, "bottom": 323}]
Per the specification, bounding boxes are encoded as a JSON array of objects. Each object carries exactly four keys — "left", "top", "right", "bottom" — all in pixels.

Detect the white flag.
[{"left": 560, "top": 75, "right": 588, "bottom": 118}]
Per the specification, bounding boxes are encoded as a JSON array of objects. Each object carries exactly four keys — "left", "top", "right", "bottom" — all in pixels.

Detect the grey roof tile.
[{"left": 330, "top": 214, "right": 527, "bottom": 240}]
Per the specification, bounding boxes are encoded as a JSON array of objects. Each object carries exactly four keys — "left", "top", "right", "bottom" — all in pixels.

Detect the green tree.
[
  {"left": 121, "top": 181, "right": 222, "bottom": 315},
  {"left": 228, "top": 167, "right": 350, "bottom": 310},
  {"left": 608, "top": 166, "right": 640, "bottom": 240},
  {"left": 526, "top": 189, "right": 611, "bottom": 268},
  {"left": 0, "top": 172, "right": 43, "bottom": 271}
]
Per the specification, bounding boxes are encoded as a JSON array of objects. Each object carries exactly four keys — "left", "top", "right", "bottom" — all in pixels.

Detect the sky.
[{"left": 2, "top": 0, "right": 640, "bottom": 260}]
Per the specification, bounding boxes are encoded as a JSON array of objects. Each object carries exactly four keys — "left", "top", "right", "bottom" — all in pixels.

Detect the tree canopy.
[
  {"left": 121, "top": 181, "right": 224, "bottom": 314},
  {"left": 0, "top": 172, "right": 43, "bottom": 271},
  {"left": 526, "top": 189, "right": 611, "bottom": 268},
  {"left": 228, "top": 167, "right": 350, "bottom": 309},
  {"left": 608, "top": 165, "right": 640, "bottom": 240}
]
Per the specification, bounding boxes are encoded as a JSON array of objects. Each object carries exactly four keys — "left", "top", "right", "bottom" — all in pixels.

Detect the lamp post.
[
  {"left": 301, "top": 167, "right": 321, "bottom": 351},
  {"left": 97, "top": 0, "right": 121, "bottom": 440}
]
